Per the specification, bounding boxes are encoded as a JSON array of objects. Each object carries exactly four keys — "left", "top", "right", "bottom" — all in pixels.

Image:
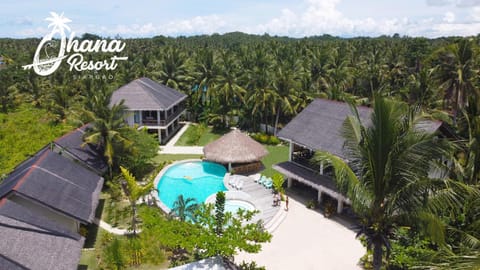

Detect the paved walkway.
[
  {"left": 159, "top": 122, "right": 204, "bottom": 155},
  {"left": 234, "top": 194, "right": 365, "bottom": 270},
  {"left": 93, "top": 218, "right": 133, "bottom": 235}
]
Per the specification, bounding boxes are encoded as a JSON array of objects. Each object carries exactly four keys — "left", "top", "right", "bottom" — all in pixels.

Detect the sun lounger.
[
  {"left": 228, "top": 176, "right": 236, "bottom": 186},
  {"left": 236, "top": 180, "right": 244, "bottom": 190},
  {"left": 264, "top": 178, "right": 273, "bottom": 188},
  {"left": 259, "top": 176, "right": 266, "bottom": 185}
]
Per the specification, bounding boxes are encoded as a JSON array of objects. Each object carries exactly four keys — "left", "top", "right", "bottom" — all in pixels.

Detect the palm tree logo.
[{"left": 22, "top": 12, "right": 71, "bottom": 76}]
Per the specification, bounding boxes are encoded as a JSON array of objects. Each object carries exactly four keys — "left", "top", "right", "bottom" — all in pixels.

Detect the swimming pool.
[
  {"left": 157, "top": 161, "right": 227, "bottom": 210},
  {"left": 225, "top": 199, "right": 256, "bottom": 213}
]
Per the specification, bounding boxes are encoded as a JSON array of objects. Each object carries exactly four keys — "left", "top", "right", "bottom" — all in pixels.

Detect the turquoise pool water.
[
  {"left": 157, "top": 161, "right": 227, "bottom": 210},
  {"left": 224, "top": 199, "right": 255, "bottom": 213}
]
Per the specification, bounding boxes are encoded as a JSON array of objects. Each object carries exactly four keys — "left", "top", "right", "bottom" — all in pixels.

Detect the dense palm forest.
[{"left": 1, "top": 32, "right": 479, "bottom": 269}]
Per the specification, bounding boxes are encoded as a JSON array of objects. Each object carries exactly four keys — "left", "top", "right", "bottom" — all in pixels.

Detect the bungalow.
[
  {"left": 274, "top": 98, "right": 444, "bottom": 214},
  {"left": 110, "top": 77, "right": 187, "bottom": 144},
  {"left": 0, "top": 148, "right": 103, "bottom": 232},
  {"left": 0, "top": 198, "right": 85, "bottom": 270},
  {"left": 53, "top": 123, "right": 108, "bottom": 175}
]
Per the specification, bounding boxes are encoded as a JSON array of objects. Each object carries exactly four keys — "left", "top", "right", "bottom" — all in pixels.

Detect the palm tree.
[
  {"left": 316, "top": 96, "right": 459, "bottom": 270},
  {"left": 210, "top": 50, "right": 246, "bottom": 126},
  {"left": 169, "top": 195, "right": 199, "bottom": 222},
  {"left": 152, "top": 46, "right": 191, "bottom": 92},
  {"left": 433, "top": 40, "right": 476, "bottom": 124},
  {"left": 272, "top": 64, "right": 298, "bottom": 135},
  {"left": 83, "top": 100, "right": 132, "bottom": 174},
  {"left": 119, "top": 166, "right": 153, "bottom": 235}
]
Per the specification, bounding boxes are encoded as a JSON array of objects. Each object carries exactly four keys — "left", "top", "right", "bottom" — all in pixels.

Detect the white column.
[
  {"left": 228, "top": 163, "right": 232, "bottom": 172},
  {"left": 287, "top": 177, "right": 292, "bottom": 188},
  {"left": 317, "top": 190, "right": 323, "bottom": 203},
  {"left": 288, "top": 142, "right": 293, "bottom": 161},
  {"left": 320, "top": 161, "right": 324, "bottom": 175},
  {"left": 158, "top": 129, "right": 162, "bottom": 143},
  {"left": 157, "top": 111, "right": 160, "bottom": 125},
  {"left": 337, "top": 199, "right": 343, "bottom": 214}
]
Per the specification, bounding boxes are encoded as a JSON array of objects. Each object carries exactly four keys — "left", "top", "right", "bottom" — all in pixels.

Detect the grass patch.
[
  {"left": 153, "top": 154, "right": 202, "bottom": 164},
  {"left": 0, "top": 105, "right": 71, "bottom": 176},
  {"left": 260, "top": 144, "right": 289, "bottom": 177},
  {"left": 174, "top": 124, "right": 222, "bottom": 146},
  {"left": 79, "top": 249, "right": 97, "bottom": 270}
]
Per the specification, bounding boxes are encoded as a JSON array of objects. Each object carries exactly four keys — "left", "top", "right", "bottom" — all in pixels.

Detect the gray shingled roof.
[
  {"left": 0, "top": 199, "right": 84, "bottom": 270},
  {"left": 278, "top": 99, "right": 443, "bottom": 159},
  {"left": 278, "top": 99, "right": 371, "bottom": 159},
  {"left": 0, "top": 148, "right": 104, "bottom": 223},
  {"left": 110, "top": 77, "right": 187, "bottom": 110},
  {"left": 54, "top": 124, "right": 108, "bottom": 174}
]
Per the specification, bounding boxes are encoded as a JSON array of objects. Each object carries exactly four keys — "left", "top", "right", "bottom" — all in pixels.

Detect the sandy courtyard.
[{"left": 235, "top": 195, "right": 365, "bottom": 270}]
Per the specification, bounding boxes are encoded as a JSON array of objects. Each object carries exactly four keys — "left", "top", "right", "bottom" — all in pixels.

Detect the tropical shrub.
[
  {"left": 271, "top": 173, "right": 285, "bottom": 194},
  {"left": 250, "top": 133, "right": 280, "bottom": 145}
]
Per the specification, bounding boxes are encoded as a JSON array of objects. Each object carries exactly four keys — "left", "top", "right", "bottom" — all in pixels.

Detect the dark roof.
[
  {"left": 0, "top": 199, "right": 84, "bottom": 270},
  {"left": 110, "top": 77, "right": 187, "bottom": 110},
  {"left": 54, "top": 124, "right": 108, "bottom": 174},
  {"left": 278, "top": 99, "right": 443, "bottom": 159},
  {"left": 0, "top": 148, "right": 104, "bottom": 223},
  {"left": 278, "top": 99, "right": 371, "bottom": 159}
]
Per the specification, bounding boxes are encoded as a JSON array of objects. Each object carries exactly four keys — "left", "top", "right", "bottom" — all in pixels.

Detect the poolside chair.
[
  {"left": 236, "top": 180, "right": 244, "bottom": 190},
  {"left": 251, "top": 173, "right": 261, "bottom": 183},
  {"left": 264, "top": 178, "right": 273, "bottom": 189},
  {"left": 258, "top": 176, "right": 266, "bottom": 185},
  {"left": 232, "top": 178, "right": 240, "bottom": 189},
  {"left": 228, "top": 176, "right": 235, "bottom": 186}
]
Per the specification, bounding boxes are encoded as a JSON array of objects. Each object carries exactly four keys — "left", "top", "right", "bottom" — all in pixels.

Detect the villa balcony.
[{"left": 141, "top": 105, "right": 185, "bottom": 126}]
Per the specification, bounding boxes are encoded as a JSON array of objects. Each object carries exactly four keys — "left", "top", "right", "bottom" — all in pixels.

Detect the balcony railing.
[{"left": 141, "top": 105, "right": 185, "bottom": 126}]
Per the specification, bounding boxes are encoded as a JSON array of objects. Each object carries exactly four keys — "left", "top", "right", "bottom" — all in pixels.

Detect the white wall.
[{"left": 9, "top": 194, "right": 79, "bottom": 232}]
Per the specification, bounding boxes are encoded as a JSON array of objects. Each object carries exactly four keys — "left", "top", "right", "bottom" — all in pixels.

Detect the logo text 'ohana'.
[{"left": 23, "top": 12, "right": 128, "bottom": 76}]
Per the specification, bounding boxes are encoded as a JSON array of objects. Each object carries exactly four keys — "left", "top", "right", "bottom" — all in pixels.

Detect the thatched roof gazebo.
[{"left": 203, "top": 129, "right": 268, "bottom": 172}]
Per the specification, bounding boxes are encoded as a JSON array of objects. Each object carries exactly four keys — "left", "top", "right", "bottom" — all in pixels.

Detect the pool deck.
[
  {"left": 153, "top": 160, "right": 284, "bottom": 230},
  {"left": 223, "top": 174, "right": 283, "bottom": 228}
]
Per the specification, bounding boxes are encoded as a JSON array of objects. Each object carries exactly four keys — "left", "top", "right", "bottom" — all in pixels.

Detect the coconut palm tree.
[
  {"left": 210, "top": 50, "right": 246, "bottom": 126},
  {"left": 316, "top": 95, "right": 461, "bottom": 270},
  {"left": 169, "top": 195, "right": 199, "bottom": 222},
  {"left": 433, "top": 40, "right": 476, "bottom": 124},
  {"left": 152, "top": 46, "right": 192, "bottom": 93},
  {"left": 83, "top": 100, "right": 132, "bottom": 174}
]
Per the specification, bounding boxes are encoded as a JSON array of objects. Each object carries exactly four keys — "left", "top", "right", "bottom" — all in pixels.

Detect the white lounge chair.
[
  {"left": 236, "top": 180, "right": 244, "bottom": 190},
  {"left": 228, "top": 176, "right": 236, "bottom": 186},
  {"left": 251, "top": 173, "right": 261, "bottom": 183}
]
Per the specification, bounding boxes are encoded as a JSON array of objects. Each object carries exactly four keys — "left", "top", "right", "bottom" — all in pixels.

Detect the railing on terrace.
[{"left": 141, "top": 105, "right": 185, "bottom": 126}]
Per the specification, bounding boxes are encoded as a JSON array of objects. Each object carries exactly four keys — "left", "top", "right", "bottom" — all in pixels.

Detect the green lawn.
[
  {"left": 174, "top": 125, "right": 222, "bottom": 146},
  {"left": 260, "top": 145, "right": 289, "bottom": 177},
  {"left": 79, "top": 249, "right": 97, "bottom": 269},
  {"left": 153, "top": 154, "right": 203, "bottom": 164}
]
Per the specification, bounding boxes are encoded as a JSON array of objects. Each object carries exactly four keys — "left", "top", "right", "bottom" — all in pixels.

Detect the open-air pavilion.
[
  {"left": 203, "top": 129, "right": 268, "bottom": 174},
  {"left": 274, "top": 98, "right": 445, "bottom": 214}
]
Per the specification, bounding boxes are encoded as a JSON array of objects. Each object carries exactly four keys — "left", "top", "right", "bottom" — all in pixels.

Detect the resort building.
[
  {"left": 0, "top": 127, "right": 106, "bottom": 269},
  {"left": 274, "top": 99, "right": 444, "bottom": 214},
  {"left": 111, "top": 77, "right": 187, "bottom": 144},
  {"left": 53, "top": 124, "right": 108, "bottom": 175}
]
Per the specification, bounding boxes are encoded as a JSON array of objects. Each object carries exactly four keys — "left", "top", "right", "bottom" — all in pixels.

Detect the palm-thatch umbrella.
[{"left": 203, "top": 129, "right": 268, "bottom": 171}]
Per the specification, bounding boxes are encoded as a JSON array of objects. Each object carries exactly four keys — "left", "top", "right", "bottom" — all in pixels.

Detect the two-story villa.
[{"left": 110, "top": 77, "right": 187, "bottom": 144}]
